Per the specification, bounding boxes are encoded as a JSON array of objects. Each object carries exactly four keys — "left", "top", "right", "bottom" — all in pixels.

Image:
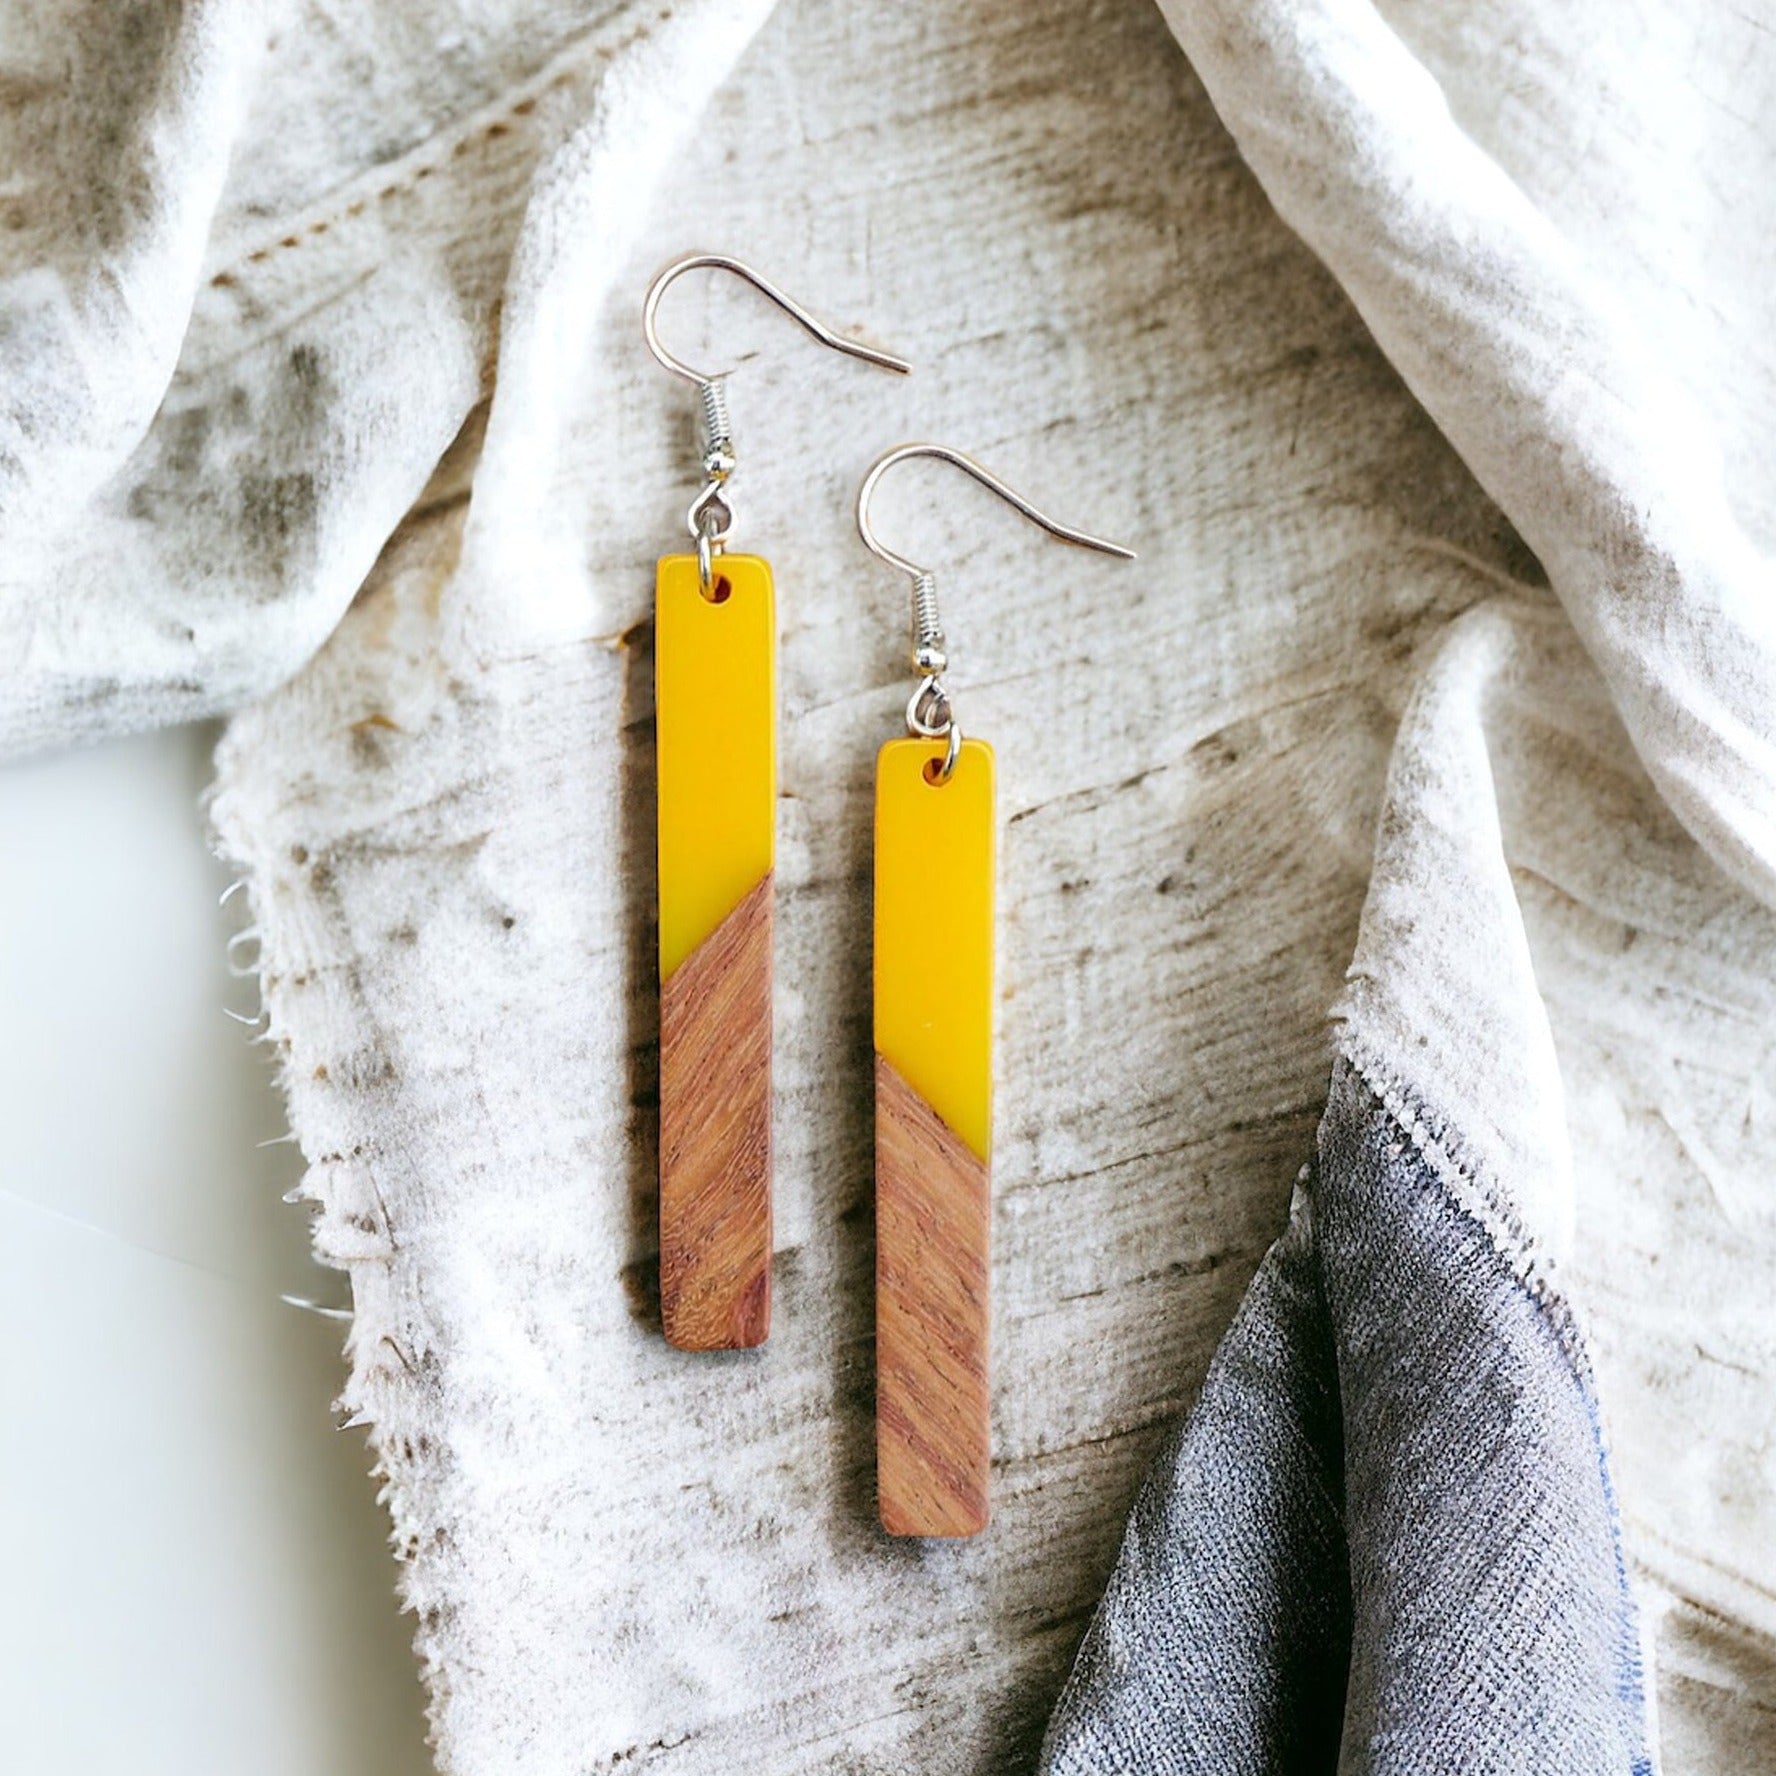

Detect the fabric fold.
[
  {"left": 1040, "top": 1195, "right": 1351, "bottom": 1772},
  {"left": 1042, "top": 1060, "right": 1656, "bottom": 1772},
  {"left": 1043, "top": 597, "right": 1658, "bottom": 1772},
  {"left": 1046, "top": 1, "right": 1776, "bottom": 1761},
  {"left": 1152, "top": 0, "right": 1776, "bottom": 908},
  {"left": 0, "top": 0, "right": 263, "bottom": 555},
  {"left": 0, "top": 0, "right": 743, "bottom": 759}
]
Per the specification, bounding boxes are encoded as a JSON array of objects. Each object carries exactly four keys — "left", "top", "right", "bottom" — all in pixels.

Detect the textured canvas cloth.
[
  {"left": 1044, "top": 1058, "right": 1654, "bottom": 1775},
  {"left": 3, "top": 1, "right": 1775, "bottom": 1773}
]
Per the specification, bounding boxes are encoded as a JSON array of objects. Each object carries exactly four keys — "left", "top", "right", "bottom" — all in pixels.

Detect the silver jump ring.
[
  {"left": 686, "top": 482, "right": 733, "bottom": 546},
  {"left": 905, "top": 673, "right": 952, "bottom": 739},
  {"left": 689, "top": 485, "right": 733, "bottom": 597},
  {"left": 904, "top": 674, "right": 963, "bottom": 781},
  {"left": 931, "top": 722, "right": 964, "bottom": 782}
]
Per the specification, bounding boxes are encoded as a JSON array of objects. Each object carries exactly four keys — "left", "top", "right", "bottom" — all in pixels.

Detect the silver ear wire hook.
[
  {"left": 855, "top": 443, "right": 1135, "bottom": 779},
  {"left": 644, "top": 253, "right": 911, "bottom": 595},
  {"left": 643, "top": 253, "right": 912, "bottom": 387}
]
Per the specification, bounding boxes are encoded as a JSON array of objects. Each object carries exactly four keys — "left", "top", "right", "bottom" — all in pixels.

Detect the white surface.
[{"left": 0, "top": 726, "right": 429, "bottom": 1776}]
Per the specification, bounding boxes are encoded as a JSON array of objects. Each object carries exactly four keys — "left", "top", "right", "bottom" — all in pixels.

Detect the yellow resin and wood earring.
[
  {"left": 643, "top": 255, "right": 908, "bottom": 1351},
  {"left": 856, "top": 444, "right": 1133, "bottom": 1533}
]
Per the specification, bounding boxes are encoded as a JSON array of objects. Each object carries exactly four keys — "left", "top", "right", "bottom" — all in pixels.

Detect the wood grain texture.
[
  {"left": 659, "top": 870, "right": 773, "bottom": 1350},
  {"left": 877, "top": 1054, "right": 991, "bottom": 1537}
]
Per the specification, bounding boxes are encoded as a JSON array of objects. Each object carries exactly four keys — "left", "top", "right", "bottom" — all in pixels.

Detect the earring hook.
[
  {"left": 646, "top": 253, "right": 909, "bottom": 594},
  {"left": 855, "top": 443, "right": 1135, "bottom": 585},
  {"left": 643, "top": 253, "right": 912, "bottom": 386},
  {"left": 855, "top": 443, "right": 1135, "bottom": 778}
]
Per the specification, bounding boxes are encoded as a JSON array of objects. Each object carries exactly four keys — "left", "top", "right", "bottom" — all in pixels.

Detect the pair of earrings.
[{"left": 643, "top": 254, "right": 1132, "bottom": 1537}]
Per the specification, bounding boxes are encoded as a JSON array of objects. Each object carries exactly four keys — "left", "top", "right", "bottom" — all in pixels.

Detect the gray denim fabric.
[{"left": 1040, "top": 1055, "right": 1654, "bottom": 1775}]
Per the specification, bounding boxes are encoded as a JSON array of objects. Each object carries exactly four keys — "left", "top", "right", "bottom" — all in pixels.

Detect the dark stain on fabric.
[
  {"left": 332, "top": 1042, "right": 398, "bottom": 1092},
  {"left": 240, "top": 469, "right": 319, "bottom": 567},
  {"left": 159, "top": 405, "right": 211, "bottom": 479},
  {"left": 284, "top": 342, "right": 327, "bottom": 416}
]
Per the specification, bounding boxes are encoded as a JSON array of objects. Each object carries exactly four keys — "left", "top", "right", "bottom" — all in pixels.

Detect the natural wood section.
[
  {"left": 659, "top": 872, "right": 773, "bottom": 1350},
  {"left": 876, "top": 1054, "right": 991, "bottom": 1536}
]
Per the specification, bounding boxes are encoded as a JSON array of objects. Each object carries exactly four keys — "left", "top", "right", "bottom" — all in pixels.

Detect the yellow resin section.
[
  {"left": 656, "top": 552, "right": 775, "bottom": 981},
  {"left": 874, "top": 736, "right": 995, "bottom": 1160}
]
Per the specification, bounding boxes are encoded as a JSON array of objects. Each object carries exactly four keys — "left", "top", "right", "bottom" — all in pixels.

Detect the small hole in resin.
[
  {"left": 923, "top": 757, "right": 948, "bottom": 786},
  {"left": 702, "top": 574, "right": 732, "bottom": 604}
]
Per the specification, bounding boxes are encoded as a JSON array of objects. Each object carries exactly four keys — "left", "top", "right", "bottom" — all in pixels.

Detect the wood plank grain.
[
  {"left": 877, "top": 1053, "right": 991, "bottom": 1536},
  {"left": 659, "top": 871, "right": 773, "bottom": 1350}
]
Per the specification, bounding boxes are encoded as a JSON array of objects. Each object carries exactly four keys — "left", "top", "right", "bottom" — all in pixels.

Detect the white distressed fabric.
[{"left": 3, "top": 1, "right": 1774, "bottom": 1772}]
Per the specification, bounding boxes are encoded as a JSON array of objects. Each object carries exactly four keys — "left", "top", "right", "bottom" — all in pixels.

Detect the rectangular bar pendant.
[
  {"left": 874, "top": 734, "right": 995, "bottom": 1535},
  {"left": 655, "top": 552, "right": 775, "bottom": 1350}
]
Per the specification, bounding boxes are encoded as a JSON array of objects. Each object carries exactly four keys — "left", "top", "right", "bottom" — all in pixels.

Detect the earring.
[
  {"left": 856, "top": 445, "right": 1133, "bottom": 1533},
  {"left": 643, "top": 255, "right": 908, "bottom": 1351}
]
